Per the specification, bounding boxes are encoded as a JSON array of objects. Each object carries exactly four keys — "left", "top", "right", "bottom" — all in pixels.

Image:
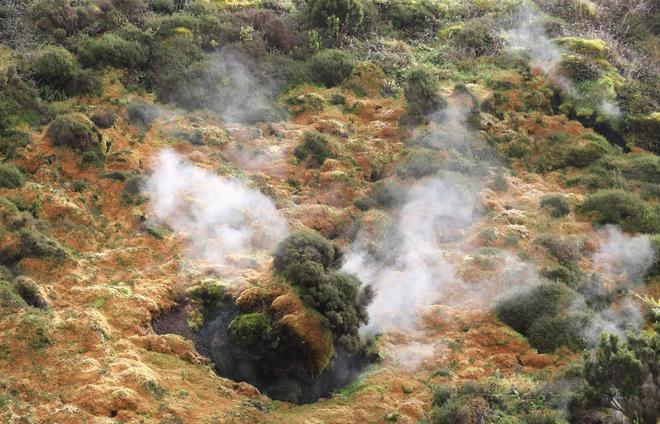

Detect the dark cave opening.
[{"left": 152, "top": 301, "right": 369, "bottom": 404}]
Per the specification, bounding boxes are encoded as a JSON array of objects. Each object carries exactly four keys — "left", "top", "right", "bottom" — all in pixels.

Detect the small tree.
[
  {"left": 401, "top": 66, "right": 446, "bottom": 126},
  {"left": 583, "top": 332, "right": 660, "bottom": 424},
  {"left": 309, "top": 49, "right": 354, "bottom": 87}
]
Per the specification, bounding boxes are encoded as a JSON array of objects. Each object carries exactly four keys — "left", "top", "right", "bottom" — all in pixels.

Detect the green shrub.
[
  {"left": 372, "top": 180, "right": 406, "bottom": 208},
  {"left": 401, "top": 66, "right": 446, "bottom": 126},
  {"left": 398, "top": 149, "right": 441, "bottom": 179},
  {"left": 121, "top": 175, "right": 145, "bottom": 205},
  {"left": 0, "top": 163, "right": 25, "bottom": 189},
  {"left": 90, "top": 109, "right": 116, "bottom": 129},
  {"left": 0, "top": 280, "right": 27, "bottom": 312},
  {"left": 78, "top": 32, "right": 149, "bottom": 69},
  {"left": 453, "top": 17, "right": 500, "bottom": 57},
  {"left": 307, "top": 0, "right": 363, "bottom": 34},
  {"left": 385, "top": 0, "right": 439, "bottom": 31},
  {"left": 125, "top": 101, "right": 159, "bottom": 128},
  {"left": 560, "top": 54, "right": 601, "bottom": 81},
  {"left": 579, "top": 189, "right": 660, "bottom": 233},
  {"left": 496, "top": 281, "right": 582, "bottom": 335},
  {"left": 47, "top": 113, "right": 105, "bottom": 155},
  {"left": 19, "top": 229, "right": 67, "bottom": 259},
  {"left": 29, "top": 0, "right": 78, "bottom": 35},
  {"left": 294, "top": 131, "right": 334, "bottom": 167},
  {"left": 622, "top": 154, "right": 660, "bottom": 183},
  {"left": 30, "top": 45, "right": 101, "bottom": 100},
  {"left": 309, "top": 49, "right": 354, "bottom": 87},
  {"left": 528, "top": 312, "right": 588, "bottom": 352},
  {"left": 273, "top": 231, "right": 335, "bottom": 285},
  {"left": 150, "top": 0, "right": 175, "bottom": 14},
  {"left": 0, "top": 131, "right": 32, "bottom": 160},
  {"left": 540, "top": 194, "right": 570, "bottom": 218},
  {"left": 534, "top": 234, "right": 581, "bottom": 265},
  {"left": 564, "top": 133, "right": 614, "bottom": 168}
]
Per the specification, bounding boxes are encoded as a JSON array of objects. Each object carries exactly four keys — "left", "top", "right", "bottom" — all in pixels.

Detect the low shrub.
[
  {"left": 579, "top": 189, "right": 660, "bottom": 233},
  {"left": 401, "top": 66, "right": 446, "bottom": 126},
  {"left": 453, "top": 17, "right": 500, "bottom": 57},
  {"left": 0, "top": 163, "right": 25, "bottom": 189},
  {"left": 19, "top": 229, "right": 67, "bottom": 259},
  {"left": 78, "top": 32, "right": 149, "bottom": 69},
  {"left": 540, "top": 194, "right": 570, "bottom": 218},
  {"left": 47, "top": 113, "right": 105, "bottom": 155},
  {"left": 125, "top": 101, "right": 159, "bottom": 128},
  {"left": 622, "top": 154, "right": 660, "bottom": 183},
  {"left": 0, "top": 280, "right": 27, "bottom": 312},
  {"left": 30, "top": 45, "right": 101, "bottom": 100},
  {"left": 307, "top": 0, "right": 363, "bottom": 34},
  {"left": 273, "top": 230, "right": 335, "bottom": 284},
  {"left": 496, "top": 281, "right": 582, "bottom": 335},
  {"left": 273, "top": 231, "right": 372, "bottom": 352},
  {"left": 534, "top": 234, "right": 581, "bottom": 265},
  {"left": 294, "top": 131, "right": 334, "bottom": 167},
  {"left": 528, "top": 312, "right": 588, "bottom": 352},
  {"left": 90, "top": 109, "right": 116, "bottom": 129},
  {"left": 309, "top": 49, "right": 354, "bottom": 87},
  {"left": 385, "top": 0, "right": 440, "bottom": 31}
]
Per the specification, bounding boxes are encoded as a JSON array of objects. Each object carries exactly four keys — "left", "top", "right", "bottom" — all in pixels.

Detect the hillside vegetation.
[{"left": 0, "top": 0, "right": 658, "bottom": 422}]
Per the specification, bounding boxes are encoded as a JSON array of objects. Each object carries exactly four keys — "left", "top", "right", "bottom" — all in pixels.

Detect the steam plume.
[{"left": 144, "top": 149, "right": 287, "bottom": 268}]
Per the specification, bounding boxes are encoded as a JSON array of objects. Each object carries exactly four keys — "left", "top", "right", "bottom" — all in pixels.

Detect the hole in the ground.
[{"left": 153, "top": 301, "right": 369, "bottom": 404}]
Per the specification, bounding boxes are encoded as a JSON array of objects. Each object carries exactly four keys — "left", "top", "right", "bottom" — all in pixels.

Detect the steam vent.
[{"left": 0, "top": 0, "right": 658, "bottom": 422}]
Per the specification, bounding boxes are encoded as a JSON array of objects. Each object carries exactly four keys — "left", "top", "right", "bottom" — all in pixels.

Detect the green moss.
[
  {"left": 228, "top": 312, "right": 276, "bottom": 348},
  {"left": 554, "top": 37, "right": 607, "bottom": 58}
]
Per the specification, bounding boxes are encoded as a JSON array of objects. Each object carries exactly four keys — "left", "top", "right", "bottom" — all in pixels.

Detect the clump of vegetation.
[
  {"left": 401, "top": 66, "right": 446, "bottom": 126},
  {"left": 540, "top": 194, "right": 571, "bottom": 218},
  {"left": 294, "top": 131, "right": 334, "bottom": 167},
  {"left": 228, "top": 312, "right": 277, "bottom": 353},
  {"left": 430, "top": 380, "right": 568, "bottom": 423},
  {"left": 534, "top": 234, "right": 581, "bottom": 265},
  {"left": 0, "top": 280, "right": 28, "bottom": 312},
  {"left": 274, "top": 231, "right": 373, "bottom": 352},
  {"left": 496, "top": 281, "right": 588, "bottom": 352},
  {"left": 0, "top": 163, "right": 26, "bottom": 189},
  {"left": 125, "top": 101, "right": 159, "bottom": 128},
  {"left": 30, "top": 45, "right": 101, "bottom": 100},
  {"left": 579, "top": 189, "right": 659, "bottom": 233},
  {"left": 580, "top": 331, "right": 660, "bottom": 424},
  {"left": 47, "top": 113, "right": 105, "bottom": 160},
  {"left": 90, "top": 109, "right": 116, "bottom": 129},
  {"left": 78, "top": 32, "right": 149, "bottom": 70},
  {"left": 309, "top": 49, "right": 355, "bottom": 87},
  {"left": 307, "top": 0, "right": 363, "bottom": 35}
]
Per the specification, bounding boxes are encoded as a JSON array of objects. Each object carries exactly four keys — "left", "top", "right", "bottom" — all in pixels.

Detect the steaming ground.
[{"left": 144, "top": 149, "right": 287, "bottom": 271}]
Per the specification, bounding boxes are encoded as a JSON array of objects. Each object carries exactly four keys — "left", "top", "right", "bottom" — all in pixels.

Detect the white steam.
[
  {"left": 145, "top": 149, "right": 287, "bottom": 267},
  {"left": 343, "top": 178, "right": 477, "bottom": 334},
  {"left": 593, "top": 225, "right": 655, "bottom": 287}
]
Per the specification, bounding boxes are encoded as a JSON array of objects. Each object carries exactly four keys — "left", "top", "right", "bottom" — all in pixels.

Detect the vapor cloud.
[{"left": 144, "top": 149, "right": 287, "bottom": 267}]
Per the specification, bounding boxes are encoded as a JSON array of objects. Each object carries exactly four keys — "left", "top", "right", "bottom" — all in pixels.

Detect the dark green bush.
[
  {"left": 0, "top": 280, "right": 27, "bottom": 312},
  {"left": 30, "top": 45, "right": 101, "bottom": 100},
  {"left": 125, "top": 101, "right": 159, "bottom": 128},
  {"left": 150, "top": 0, "right": 175, "bottom": 14},
  {"left": 0, "top": 163, "right": 26, "bottom": 189},
  {"left": 47, "top": 113, "right": 105, "bottom": 155},
  {"left": 273, "top": 231, "right": 372, "bottom": 351},
  {"left": 453, "top": 17, "right": 500, "bottom": 57},
  {"left": 90, "top": 109, "right": 116, "bottom": 129},
  {"left": 564, "top": 133, "right": 614, "bottom": 168},
  {"left": 401, "top": 66, "right": 446, "bottom": 126},
  {"left": 496, "top": 281, "right": 582, "bottom": 335},
  {"left": 121, "top": 175, "right": 145, "bottom": 205},
  {"left": 30, "top": 0, "right": 78, "bottom": 35},
  {"left": 579, "top": 189, "right": 660, "bottom": 233},
  {"left": 528, "top": 312, "right": 588, "bottom": 352},
  {"left": 385, "top": 0, "right": 440, "bottom": 31},
  {"left": 559, "top": 54, "right": 601, "bottom": 81},
  {"left": 622, "top": 154, "right": 660, "bottom": 183},
  {"left": 19, "top": 229, "right": 66, "bottom": 259},
  {"left": 540, "top": 194, "right": 570, "bottom": 218},
  {"left": 307, "top": 0, "right": 363, "bottom": 34},
  {"left": 294, "top": 131, "right": 334, "bottom": 167},
  {"left": 78, "top": 32, "right": 149, "bottom": 69},
  {"left": 309, "top": 49, "right": 354, "bottom": 87},
  {"left": 273, "top": 230, "right": 335, "bottom": 285},
  {"left": 0, "top": 131, "right": 32, "bottom": 160}
]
